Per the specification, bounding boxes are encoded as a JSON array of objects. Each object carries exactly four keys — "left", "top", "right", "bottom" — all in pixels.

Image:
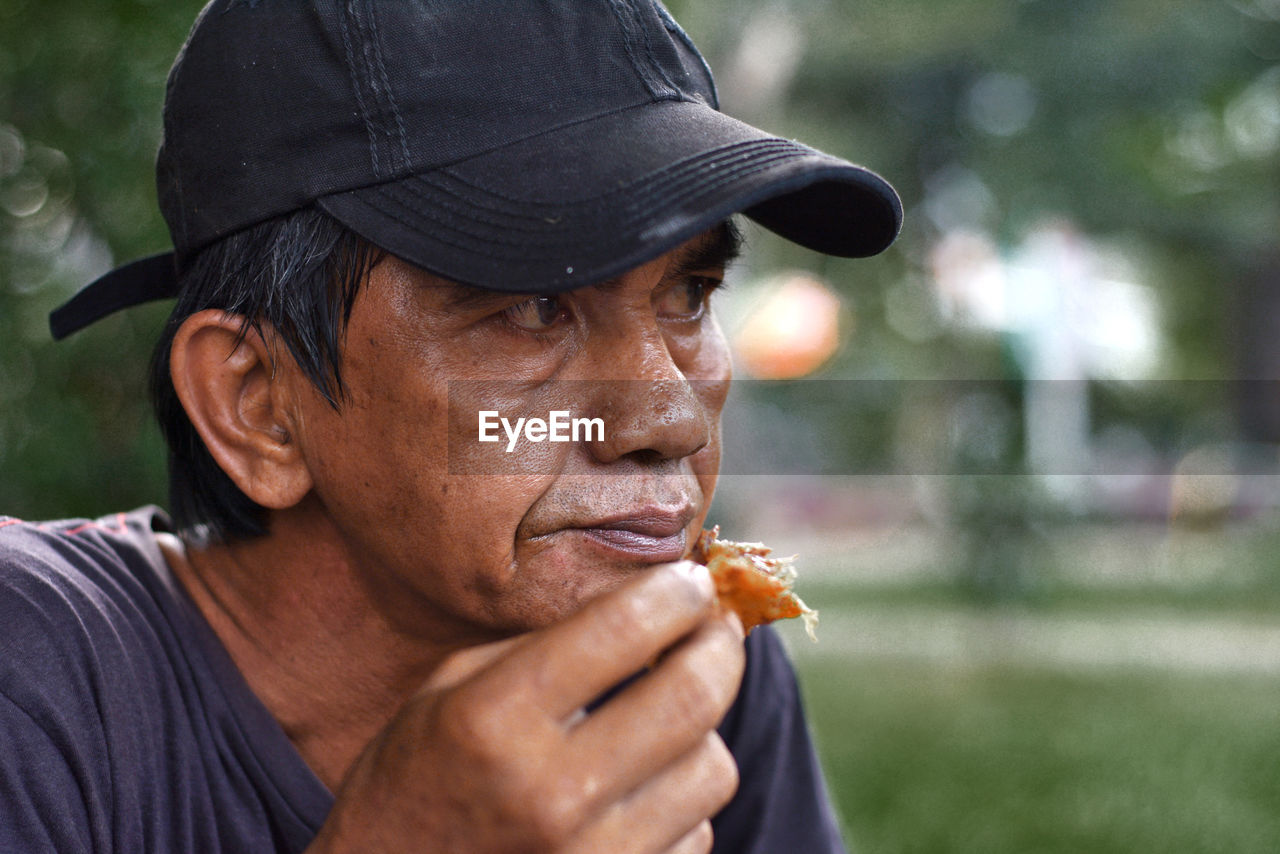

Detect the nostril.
[{"left": 626, "top": 448, "right": 667, "bottom": 466}]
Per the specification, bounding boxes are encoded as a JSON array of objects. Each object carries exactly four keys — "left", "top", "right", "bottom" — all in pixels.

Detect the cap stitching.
[
  {"left": 630, "top": 0, "right": 682, "bottom": 99},
  {"left": 336, "top": 1, "right": 383, "bottom": 178},
  {"left": 375, "top": 147, "right": 797, "bottom": 237},
  {"left": 605, "top": 0, "right": 665, "bottom": 101},
  {"left": 357, "top": 146, "right": 815, "bottom": 258},
  {"left": 653, "top": 1, "right": 718, "bottom": 108},
  {"left": 340, "top": 163, "right": 754, "bottom": 265},
  {"left": 522, "top": 152, "right": 801, "bottom": 233},
  {"left": 356, "top": 0, "right": 413, "bottom": 172},
  {"left": 361, "top": 147, "right": 818, "bottom": 253},
  {"left": 433, "top": 138, "right": 815, "bottom": 208}
]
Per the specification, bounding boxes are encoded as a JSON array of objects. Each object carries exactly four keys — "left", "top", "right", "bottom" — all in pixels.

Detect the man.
[{"left": 3, "top": 1, "right": 899, "bottom": 852}]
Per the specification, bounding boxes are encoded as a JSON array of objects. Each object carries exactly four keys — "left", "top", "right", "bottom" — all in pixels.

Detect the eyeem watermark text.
[{"left": 478, "top": 410, "right": 605, "bottom": 452}]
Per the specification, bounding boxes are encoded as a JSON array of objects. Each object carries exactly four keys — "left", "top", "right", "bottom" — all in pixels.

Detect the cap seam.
[
  {"left": 606, "top": 0, "right": 678, "bottom": 102},
  {"left": 313, "top": 95, "right": 663, "bottom": 196},
  {"left": 335, "top": 1, "right": 384, "bottom": 178},
  {"left": 358, "top": 0, "right": 413, "bottom": 172},
  {"left": 630, "top": 0, "right": 683, "bottom": 98},
  {"left": 653, "top": 1, "right": 718, "bottom": 109}
]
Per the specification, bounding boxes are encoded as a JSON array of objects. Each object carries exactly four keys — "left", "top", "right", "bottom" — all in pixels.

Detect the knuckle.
[
  {"left": 690, "top": 820, "right": 716, "bottom": 854},
  {"left": 666, "top": 657, "right": 728, "bottom": 731},
  {"left": 671, "top": 820, "right": 715, "bottom": 854},
  {"left": 704, "top": 734, "right": 740, "bottom": 806},
  {"left": 596, "top": 587, "right": 660, "bottom": 642},
  {"left": 433, "top": 688, "right": 507, "bottom": 765},
  {"left": 526, "top": 779, "right": 586, "bottom": 848},
  {"left": 589, "top": 567, "right": 716, "bottom": 655},
  {"left": 663, "top": 561, "right": 714, "bottom": 609}
]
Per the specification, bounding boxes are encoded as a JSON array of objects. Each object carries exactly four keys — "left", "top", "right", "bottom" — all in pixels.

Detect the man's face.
[{"left": 287, "top": 227, "right": 736, "bottom": 643}]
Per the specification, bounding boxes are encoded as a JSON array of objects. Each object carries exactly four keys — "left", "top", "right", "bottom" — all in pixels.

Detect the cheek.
[
  {"left": 685, "top": 320, "right": 731, "bottom": 525},
  {"left": 296, "top": 383, "right": 449, "bottom": 553},
  {"left": 686, "top": 317, "right": 732, "bottom": 428},
  {"left": 287, "top": 333, "right": 449, "bottom": 544},
  {"left": 446, "top": 381, "right": 578, "bottom": 478},
  {"left": 295, "top": 358, "right": 562, "bottom": 614},
  {"left": 675, "top": 315, "right": 732, "bottom": 385}
]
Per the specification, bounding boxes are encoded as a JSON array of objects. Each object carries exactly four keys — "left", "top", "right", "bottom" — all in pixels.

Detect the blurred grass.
[
  {"left": 777, "top": 509, "right": 1280, "bottom": 852},
  {"left": 798, "top": 656, "right": 1280, "bottom": 853}
]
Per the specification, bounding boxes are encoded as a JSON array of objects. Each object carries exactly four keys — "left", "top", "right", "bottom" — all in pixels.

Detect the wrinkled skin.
[
  {"left": 289, "top": 227, "right": 734, "bottom": 642},
  {"left": 164, "top": 227, "right": 746, "bottom": 853}
]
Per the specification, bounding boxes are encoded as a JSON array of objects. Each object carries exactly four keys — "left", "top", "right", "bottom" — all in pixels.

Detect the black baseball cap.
[{"left": 50, "top": 0, "right": 902, "bottom": 340}]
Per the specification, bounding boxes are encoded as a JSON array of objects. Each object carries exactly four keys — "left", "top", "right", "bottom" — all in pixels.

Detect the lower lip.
[{"left": 579, "top": 528, "right": 688, "bottom": 562}]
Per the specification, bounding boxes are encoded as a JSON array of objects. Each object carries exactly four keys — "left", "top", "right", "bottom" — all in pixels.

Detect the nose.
[{"left": 583, "top": 325, "right": 713, "bottom": 465}]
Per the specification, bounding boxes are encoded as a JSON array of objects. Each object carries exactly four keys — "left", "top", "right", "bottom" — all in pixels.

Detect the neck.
[{"left": 159, "top": 500, "right": 461, "bottom": 791}]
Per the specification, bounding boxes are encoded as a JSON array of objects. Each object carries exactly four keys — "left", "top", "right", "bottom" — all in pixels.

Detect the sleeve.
[
  {"left": 0, "top": 688, "right": 98, "bottom": 853},
  {"left": 711, "top": 626, "right": 848, "bottom": 854}
]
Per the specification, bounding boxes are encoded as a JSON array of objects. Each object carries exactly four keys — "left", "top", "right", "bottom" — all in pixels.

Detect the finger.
[
  {"left": 567, "top": 611, "right": 744, "bottom": 791},
  {"left": 666, "top": 821, "right": 714, "bottom": 854},
  {"left": 418, "top": 634, "right": 527, "bottom": 695},
  {"left": 484, "top": 561, "right": 717, "bottom": 720},
  {"left": 564, "top": 733, "right": 737, "bottom": 854}
]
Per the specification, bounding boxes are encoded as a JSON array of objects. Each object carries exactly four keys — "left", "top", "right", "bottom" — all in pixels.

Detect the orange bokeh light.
[{"left": 733, "top": 274, "right": 843, "bottom": 379}]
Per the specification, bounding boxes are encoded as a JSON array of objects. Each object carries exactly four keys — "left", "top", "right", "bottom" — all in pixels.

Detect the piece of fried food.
[{"left": 690, "top": 527, "right": 818, "bottom": 641}]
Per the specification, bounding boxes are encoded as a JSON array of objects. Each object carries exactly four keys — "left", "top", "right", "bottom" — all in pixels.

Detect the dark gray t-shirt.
[{"left": 0, "top": 508, "right": 846, "bottom": 853}]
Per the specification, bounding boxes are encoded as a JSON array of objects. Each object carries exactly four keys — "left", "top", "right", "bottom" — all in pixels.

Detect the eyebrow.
[
  {"left": 439, "top": 281, "right": 517, "bottom": 313},
  {"left": 440, "top": 220, "right": 745, "bottom": 310},
  {"left": 596, "top": 220, "right": 745, "bottom": 292},
  {"left": 670, "top": 220, "right": 744, "bottom": 279}
]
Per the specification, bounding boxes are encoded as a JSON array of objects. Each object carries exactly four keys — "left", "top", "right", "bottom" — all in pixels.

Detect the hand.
[{"left": 307, "top": 561, "right": 746, "bottom": 854}]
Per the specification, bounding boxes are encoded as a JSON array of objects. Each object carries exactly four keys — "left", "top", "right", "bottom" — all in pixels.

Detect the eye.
[
  {"left": 656, "top": 277, "right": 719, "bottom": 320},
  {"left": 503, "top": 295, "right": 569, "bottom": 332}
]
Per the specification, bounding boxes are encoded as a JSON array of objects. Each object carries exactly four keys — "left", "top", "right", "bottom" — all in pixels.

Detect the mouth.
[{"left": 570, "top": 506, "right": 696, "bottom": 563}]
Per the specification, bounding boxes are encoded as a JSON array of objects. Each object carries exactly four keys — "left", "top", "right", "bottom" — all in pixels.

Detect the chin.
[{"left": 490, "top": 550, "right": 641, "bottom": 632}]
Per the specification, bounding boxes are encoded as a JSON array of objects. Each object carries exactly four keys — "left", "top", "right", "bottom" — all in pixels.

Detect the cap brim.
[
  {"left": 49, "top": 101, "right": 901, "bottom": 338},
  {"left": 317, "top": 99, "right": 902, "bottom": 294}
]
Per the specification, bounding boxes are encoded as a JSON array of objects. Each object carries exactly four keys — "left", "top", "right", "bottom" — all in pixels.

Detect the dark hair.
[{"left": 148, "top": 207, "right": 381, "bottom": 545}]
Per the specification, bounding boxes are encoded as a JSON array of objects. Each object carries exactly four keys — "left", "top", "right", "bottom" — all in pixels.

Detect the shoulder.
[
  {"left": 0, "top": 508, "right": 332, "bottom": 852},
  {"left": 0, "top": 507, "right": 181, "bottom": 717},
  {"left": 0, "top": 507, "right": 172, "bottom": 589},
  {"left": 0, "top": 507, "right": 171, "bottom": 572},
  {"left": 0, "top": 508, "right": 177, "bottom": 671},
  {"left": 0, "top": 508, "right": 183, "bottom": 852}
]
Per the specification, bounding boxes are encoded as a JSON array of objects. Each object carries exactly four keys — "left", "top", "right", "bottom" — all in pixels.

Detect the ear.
[{"left": 169, "top": 309, "right": 314, "bottom": 510}]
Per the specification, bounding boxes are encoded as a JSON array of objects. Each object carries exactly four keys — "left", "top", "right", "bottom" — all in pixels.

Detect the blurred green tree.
[
  {"left": 3, "top": 0, "right": 1278, "bottom": 520},
  {"left": 1, "top": 0, "right": 205, "bottom": 518}
]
